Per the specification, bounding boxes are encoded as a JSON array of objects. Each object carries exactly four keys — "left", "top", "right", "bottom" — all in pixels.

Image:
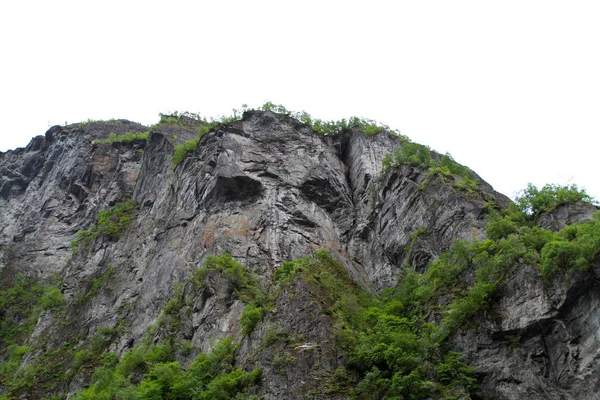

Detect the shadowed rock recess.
[{"left": 0, "top": 110, "right": 598, "bottom": 399}]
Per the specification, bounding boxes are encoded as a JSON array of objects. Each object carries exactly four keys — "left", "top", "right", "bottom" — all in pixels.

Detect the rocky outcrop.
[
  {"left": 451, "top": 266, "right": 600, "bottom": 400},
  {"left": 538, "top": 201, "right": 598, "bottom": 231},
  {"left": 0, "top": 110, "right": 598, "bottom": 399},
  {"left": 0, "top": 120, "right": 148, "bottom": 279}
]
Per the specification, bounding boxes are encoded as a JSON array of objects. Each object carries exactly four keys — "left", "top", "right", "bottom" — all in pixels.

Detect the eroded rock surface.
[{"left": 0, "top": 110, "right": 598, "bottom": 399}]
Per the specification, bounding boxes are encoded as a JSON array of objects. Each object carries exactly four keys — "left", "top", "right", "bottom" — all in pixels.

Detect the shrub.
[
  {"left": 440, "top": 154, "right": 475, "bottom": 179},
  {"left": 168, "top": 103, "right": 407, "bottom": 167},
  {"left": 261, "top": 101, "right": 405, "bottom": 138},
  {"left": 486, "top": 215, "right": 518, "bottom": 240},
  {"left": 201, "top": 253, "right": 249, "bottom": 289},
  {"left": 274, "top": 259, "right": 309, "bottom": 283},
  {"left": 91, "top": 326, "right": 121, "bottom": 353},
  {"left": 0, "top": 275, "right": 65, "bottom": 347},
  {"left": 240, "top": 304, "right": 264, "bottom": 335},
  {"left": 75, "top": 337, "right": 261, "bottom": 399},
  {"left": 0, "top": 276, "right": 66, "bottom": 394},
  {"left": 436, "top": 351, "right": 477, "bottom": 387},
  {"left": 39, "top": 288, "right": 66, "bottom": 309},
  {"left": 540, "top": 241, "right": 580, "bottom": 279},
  {"left": 516, "top": 183, "right": 595, "bottom": 216},
  {"left": 75, "top": 266, "right": 116, "bottom": 305},
  {"left": 194, "top": 252, "right": 270, "bottom": 327},
  {"left": 384, "top": 149, "right": 479, "bottom": 194},
  {"left": 72, "top": 119, "right": 123, "bottom": 128},
  {"left": 535, "top": 212, "right": 600, "bottom": 279},
  {"left": 158, "top": 111, "right": 203, "bottom": 125},
  {"left": 383, "top": 142, "right": 434, "bottom": 170},
  {"left": 94, "top": 131, "right": 149, "bottom": 145},
  {"left": 171, "top": 123, "right": 216, "bottom": 168},
  {"left": 71, "top": 200, "right": 138, "bottom": 251},
  {"left": 96, "top": 200, "right": 138, "bottom": 239}
]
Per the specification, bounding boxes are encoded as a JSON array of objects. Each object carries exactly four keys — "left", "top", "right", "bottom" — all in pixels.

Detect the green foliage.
[
  {"left": 157, "top": 282, "right": 188, "bottom": 333},
  {"left": 71, "top": 200, "right": 138, "bottom": 251},
  {"left": 168, "top": 102, "right": 408, "bottom": 167},
  {"left": 261, "top": 101, "right": 407, "bottom": 138},
  {"left": 192, "top": 252, "right": 271, "bottom": 338},
  {"left": 262, "top": 324, "right": 290, "bottom": 347},
  {"left": 74, "top": 338, "right": 261, "bottom": 399},
  {"left": 0, "top": 275, "right": 66, "bottom": 394},
  {"left": 482, "top": 200, "right": 600, "bottom": 281},
  {"left": 0, "top": 275, "right": 65, "bottom": 349},
  {"left": 168, "top": 108, "right": 247, "bottom": 169},
  {"left": 268, "top": 249, "right": 476, "bottom": 398},
  {"left": 383, "top": 142, "right": 434, "bottom": 169},
  {"left": 71, "top": 119, "right": 123, "bottom": 128},
  {"left": 240, "top": 304, "right": 264, "bottom": 336},
  {"left": 75, "top": 266, "right": 116, "bottom": 305},
  {"left": 273, "top": 258, "right": 311, "bottom": 284},
  {"left": 194, "top": 253, "right": 268, "bottom": 308},
  {"left": 516, "top": 183, "right": 595, "bottom": 216},
  {"left": 290, "top": 200, "right": 595, "bottom": 399},
  {"left": 170, "top": 123, "right": 216, "bottom": 168},
  {"left": 383, "top": 148, "right": 479, "bottom": 194},
  {"left": 94, "top": 131, "right": 149, "bottom": 145},
  {"left": 436, "top": 351, "right": 477, "bottom": 387},
  {"left": 539, "top": 214, "right": 600, "bottom": 280},
  {"left": 91, "top": 326, "right": 122, "bottom": 353},
  {"left": 486, "top": 213, "right": 519, "bottom": 240},
  {"left": 39, "top": 288, "right": 67, "bottom": 309},
  {"left": 158, "top": 111, "right": 204, "bottom": 125},
  {"left": 96, "top": 200, "right": 138, "bottom": 239}
]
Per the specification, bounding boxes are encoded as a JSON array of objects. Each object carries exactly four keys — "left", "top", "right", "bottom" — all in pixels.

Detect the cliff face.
[{"left": 0, "top": 110, "right": 598, "bottom": 399}]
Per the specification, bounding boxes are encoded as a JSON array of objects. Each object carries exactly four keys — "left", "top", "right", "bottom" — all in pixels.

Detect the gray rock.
[
  {"left": 0, "top": 110, "right": 597, "bottom": 399},
  {"left": 538, "top": 201, "right": 598, "bottom": 231}
]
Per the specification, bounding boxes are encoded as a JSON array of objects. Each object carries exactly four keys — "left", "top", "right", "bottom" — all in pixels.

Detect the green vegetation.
[
  {"left": 276, "top": 250, "right": 478, "bottom": 399},
  {"left": 260, "top": 101, "right": 408, "bottom": 139},
  {"left": 383, "top": 142, "right": 434, "bottom": 169},
  {"left": 516, "top": 183, "right": 595, "bottom": 216},
  {"left": 75, "top": 266, "right": 116, "bottom": 305},
  {"left": 0, "top": 275, "right": 65, "bottom": 349},
  {"left": 158, "top": 109, "right": 247, "bottom": 168},
  {"left": 273, "top": 185, "right": 599, "bottom": 397},
  {"left": 194, "top": 253, "right": 269, "bottom": 336},
  {"left": 382, "top": 143, "right": 479, "bottom": 193},
  {"left": 94, "top": 131, "right": 150, "bottom": 145},
  {"left": 3, "top": 180, "right": 597, "bottom": 398},
  {"left": 0, "top": 274, "right": 66, "bottom": 394},
  {"left": 170, "top": 102, "right": 410, "bottom": 168},
  {"left": 71, "top": 119, "right": 123, "bottom": 128},
  {"left": 0, "top": 253, "right": 265, "bottom": 398},
  {"left": 484, "top": 186, "right": 600, "bottom": 282},
  {"left": 158, "top": 111, "right": 204, "bottom": 126},
  {"left": 75, "top": 338, "right": 261, "bottom": 399},
  {"left": 71, "top": 200, "right": 138, "bottom": 251},
  {"left": 171, "top": 123, "right": 216, "bottom": 168},
  {"left": 240, "top": 304, "right": 264, "bottom": 336},
  {"left": 539, "top": 213, "right": 600, "bottom": 279},
  {"left": 70, "top": 254, "right": 266, "bottom": 397}
]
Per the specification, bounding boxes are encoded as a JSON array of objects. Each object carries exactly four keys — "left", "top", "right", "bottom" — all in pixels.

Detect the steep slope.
[{"left": 0, "top": 109, "right": 598, "bottom": 399}]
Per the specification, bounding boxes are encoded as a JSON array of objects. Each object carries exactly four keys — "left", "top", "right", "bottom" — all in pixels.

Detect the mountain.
[{"left": 0, "top": 108, "right": 598, "bottom": 399}]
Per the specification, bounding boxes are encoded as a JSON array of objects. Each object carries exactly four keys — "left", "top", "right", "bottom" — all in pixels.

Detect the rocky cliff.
[{"left": 0, "top": 110, "right": 598, "bottom": 399}]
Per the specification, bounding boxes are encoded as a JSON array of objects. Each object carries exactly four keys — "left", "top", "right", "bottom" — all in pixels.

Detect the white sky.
[{"left": 1, "top": 1, "right": 599, "bottom": 200}]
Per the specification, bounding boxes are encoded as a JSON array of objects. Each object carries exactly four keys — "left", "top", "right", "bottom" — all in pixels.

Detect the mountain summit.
[{"left": 0, "top": 108, "right": 598, "bottom": 399}]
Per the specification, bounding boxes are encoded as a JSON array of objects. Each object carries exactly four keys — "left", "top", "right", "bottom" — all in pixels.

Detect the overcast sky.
[{"left": 1, "top": 1, "right": 598, "bottom": 201}]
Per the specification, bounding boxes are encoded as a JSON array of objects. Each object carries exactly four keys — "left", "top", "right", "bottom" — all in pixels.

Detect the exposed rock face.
[
  {"left": 450, "top": 266, "right": 600, "bottom": 400},
  {"left": 0, "top": 110, "right": 598, "bottom": 399},
  {"left": 538, "top": 201, "right": 598, "bottom": 231},
  {"left": 0, "top": 120, "right": 148, "bottom": 279}
]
